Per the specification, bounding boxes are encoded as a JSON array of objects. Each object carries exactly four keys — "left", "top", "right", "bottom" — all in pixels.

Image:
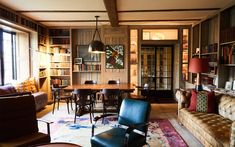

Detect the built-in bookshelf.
[
  {"left": 218, "top": 5, "right": 235, "bottom": 88},
  {"left": 49, "top": 29, "right": 71, "bottom": 86}
]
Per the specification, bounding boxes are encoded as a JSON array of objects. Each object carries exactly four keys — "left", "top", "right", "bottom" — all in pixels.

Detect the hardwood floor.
[{"left": 37, "top": 102, "right": 203, "bottom": 147}]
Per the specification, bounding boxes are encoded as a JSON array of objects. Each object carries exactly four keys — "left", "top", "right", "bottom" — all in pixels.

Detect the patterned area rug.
[{"left": 38, "top": 114, "right": 187, "bottom": 147}]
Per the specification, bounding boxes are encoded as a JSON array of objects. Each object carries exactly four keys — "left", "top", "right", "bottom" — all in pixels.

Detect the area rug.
[{"left": 38, "top": 115, "right": 187, "bottom": 147}]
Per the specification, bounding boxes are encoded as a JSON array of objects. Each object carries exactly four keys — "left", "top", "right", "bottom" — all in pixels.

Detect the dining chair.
[
  {"left": 51, "top": 84, "right": 73, "bottom": 114},
  {"left": 107, "top": 80, "right": 119, "bottom": 84},
  {"left": 72, "top": 89, "right": 94, "bottom": 123},
  {"left": 91, "top": 98, "right": 151, "bottom": 147},
  {"left": 101, "top": 88, "right": 121, "bottom": 114}
]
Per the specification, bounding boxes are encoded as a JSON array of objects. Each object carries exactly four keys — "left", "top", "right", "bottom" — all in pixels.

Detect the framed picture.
[
  {"left": 225, "top": 81, "right": 232, "bottom": 90},
  {"left": 233, "top": 81, "right": 235, "bottom": 90},
  {"left": 105, "top": 45, "right": 124, "bottom": 69},
  {"left": 74, "top": 58, "right": 82, "bottom": 64},
  {"left": 77, "top": 45, "right": 100, "bottom": 62}
]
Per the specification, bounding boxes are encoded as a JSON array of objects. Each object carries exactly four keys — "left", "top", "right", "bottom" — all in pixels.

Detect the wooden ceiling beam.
[{"left": 103, "top": 0, "right": 119, "bottom": 27}]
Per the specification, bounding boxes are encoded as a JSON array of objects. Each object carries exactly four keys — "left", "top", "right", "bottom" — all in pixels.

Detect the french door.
[{"left": 141, "top": 45, "right": 173, "bottom": 97}]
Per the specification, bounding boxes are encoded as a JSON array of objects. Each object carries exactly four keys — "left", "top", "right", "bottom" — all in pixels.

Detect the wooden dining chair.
[
  {"left": 51, "top": 84, "right": 73, "bottom": 114},
  {"left": 72, "top": 89, "right": 94, "bottom": 123},
  {"left": 101, "top": 89, "right": 121, "bottom": 114},
  {"left": 107, "top": 80, "right": 119, "bottom": 84}
]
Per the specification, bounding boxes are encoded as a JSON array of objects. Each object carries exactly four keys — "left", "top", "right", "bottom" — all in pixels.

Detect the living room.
[{"left": 0, "top": 0, "right": 235, "bottom": 146}]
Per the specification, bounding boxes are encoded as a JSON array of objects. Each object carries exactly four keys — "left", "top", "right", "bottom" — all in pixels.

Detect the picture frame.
[
  {"left": 233, "top": 80, "right": 235, "bottom": 90},
  {"left": 77, "top": 45, "right": 100, "bottom": 62},
  {"left": 105, "top": 45, "right": 124, "bottom": 69},
  {"left": 225, "top": 81, "right": 232, "bottom": 90},
  {"left": 74, "top": 58, "right": 83, "bottom": 64}
]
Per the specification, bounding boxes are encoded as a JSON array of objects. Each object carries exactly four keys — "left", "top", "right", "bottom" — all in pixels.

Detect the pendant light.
[{"left": 88, "top": 16, "right": 105, "bottom": 53}]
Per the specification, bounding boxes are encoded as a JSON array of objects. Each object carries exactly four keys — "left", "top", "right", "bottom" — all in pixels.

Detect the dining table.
[
  {"left": 64, "top": 83, "right": 135, "bottom": 116},
  {"left": 64, "top": 83, "right": 135, "bottom": 94}
]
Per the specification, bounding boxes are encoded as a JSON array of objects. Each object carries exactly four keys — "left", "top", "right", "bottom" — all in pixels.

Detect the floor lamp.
[{"left": 189, "top": 58, "right": 209, "bottom": 91}]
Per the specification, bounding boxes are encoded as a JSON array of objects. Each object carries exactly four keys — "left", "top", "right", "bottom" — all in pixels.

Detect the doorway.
[{"left": 140, "top": 45, "right": 174, "bottom": 101}]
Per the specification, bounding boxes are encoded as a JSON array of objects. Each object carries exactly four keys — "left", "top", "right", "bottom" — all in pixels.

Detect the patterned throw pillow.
[
  {"left": 15, "top": 77, "right": 38, "bottom": 93},
  {"left": 188, "top": 90, "right": 216, "bottom": 113}
]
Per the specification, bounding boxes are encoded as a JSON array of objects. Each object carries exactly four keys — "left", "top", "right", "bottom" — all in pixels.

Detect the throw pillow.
[
  {"left": 15, "top": 77, "right": 38, "bottom": 93},
  {"left": 188, "top": 90, "right": 216, "bottom": 113}
]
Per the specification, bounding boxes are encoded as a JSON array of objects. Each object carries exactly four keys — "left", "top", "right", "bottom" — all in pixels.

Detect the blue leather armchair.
[{"left": 91, "top": 98, "right": 151, "bottom": 147}]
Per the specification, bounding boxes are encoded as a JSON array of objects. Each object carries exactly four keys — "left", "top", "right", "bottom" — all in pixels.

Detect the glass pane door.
[{"left": 141, "top": 46, "right": 173, "bottom": 91}]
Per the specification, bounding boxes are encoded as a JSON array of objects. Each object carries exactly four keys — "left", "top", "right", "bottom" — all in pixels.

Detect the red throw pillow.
[{"left": 188, "top": 90, "right": 216, "bottom": 113}]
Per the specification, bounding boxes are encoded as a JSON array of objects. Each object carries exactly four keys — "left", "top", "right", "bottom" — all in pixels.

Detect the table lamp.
[{"left": 189, "top": 57, "right": 209, "bottom": 91}]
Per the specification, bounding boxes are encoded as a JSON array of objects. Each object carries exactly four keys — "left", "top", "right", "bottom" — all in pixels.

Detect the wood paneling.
[{"left": 101, "top": 26, "right": 129, "bottom": 83}]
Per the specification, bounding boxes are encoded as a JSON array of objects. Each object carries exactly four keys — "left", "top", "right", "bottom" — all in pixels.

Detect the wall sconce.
[{"left": 88, "top": 16, "right": 105, "bottom": 53}]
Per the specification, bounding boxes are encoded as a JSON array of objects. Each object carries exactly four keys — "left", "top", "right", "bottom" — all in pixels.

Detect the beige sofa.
[{"left": 175, "top": 89, "right": 235, "bottom": 147}]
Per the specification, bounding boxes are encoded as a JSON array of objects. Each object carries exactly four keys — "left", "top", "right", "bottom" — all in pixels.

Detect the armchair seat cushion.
[
  {"left": 91, "top": 127, "right": 146, "bottom": 147},
  {"left": 0, "top": 132, "right": 50, "bottom": 147}
]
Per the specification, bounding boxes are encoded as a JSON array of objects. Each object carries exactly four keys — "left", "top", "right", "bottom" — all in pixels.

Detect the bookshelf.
[
  {"left": 37, "top": 25, "right": 49, "bottom": 93},
  {"left": 218, "top": 5, "right": 235, "bottom": 88},
  {"left": 49, "top": 29, "right": 71, "bottom": 86},
  {"left": 191, "top": 15, "right": 219, "bottom": 86}
]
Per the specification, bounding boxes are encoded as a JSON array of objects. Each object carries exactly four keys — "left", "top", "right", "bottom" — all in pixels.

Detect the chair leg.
[
  {"left": 74, "top": 105, "right": 77, "bottom": 123},
  {"left": 70, "top": 97, "right": 73, "bottom": 111},
  {"left": 52, "top": 99, "right": 56, "bottom": 114},
  {"left": 57, "top": 99, "right": 60, "bottom": 110},
  {"left": 66, "top": 99, "right": 70, "bottom": 114}
]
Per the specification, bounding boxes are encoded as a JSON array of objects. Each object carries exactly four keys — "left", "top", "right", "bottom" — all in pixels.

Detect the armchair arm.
[
  {"left": 124, "top": 122, "right": 149, "bottom": 145},
  {"left": 37, "top": 118, "right": 53, "bottom": 135},
  {"left": 91, "top": 114, "right": 118, "bottom": 137}
]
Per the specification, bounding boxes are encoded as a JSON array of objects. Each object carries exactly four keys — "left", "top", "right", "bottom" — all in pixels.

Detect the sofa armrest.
[
  {"left": 175, "top": 89, "right": 192, "bottom": 109},
  {"left": 0, "top": 92, "right": 32, "bottom": 97},
  {"left": 230, "top": 121, "right": 235, "bottom": 147}
]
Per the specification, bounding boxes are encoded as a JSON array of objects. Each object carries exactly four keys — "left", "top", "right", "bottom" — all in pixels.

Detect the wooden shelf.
[
  {"left": 50, "top": 75, "right": 70, "bottom": 77},
  {"left": 73, "top": 71, "right": 101, "bottom": 73},
  {"left": 222, "top": 64, "right": 235, "bottom": 66},
  {"left": 50, "top": 67, "right": 70, "bottom": 69},
  {"left": 220, "top": 40, "right": 235, "bottom": 46},
  {"left": 39, "top": 76, "right": 47, "bottom": 79}
]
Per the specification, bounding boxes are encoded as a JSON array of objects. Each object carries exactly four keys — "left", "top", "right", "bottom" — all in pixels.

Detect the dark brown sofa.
[
  {"left": 0, "top": 85, "right": 48, "bottom": 111},
  {"left": 0, "top": 95, "right": 50, "bottom": 146}
]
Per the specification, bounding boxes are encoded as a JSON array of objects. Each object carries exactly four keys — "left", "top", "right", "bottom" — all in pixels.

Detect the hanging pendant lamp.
[{"left": 88, "top": 16, "right": 105, "bottom": 53}]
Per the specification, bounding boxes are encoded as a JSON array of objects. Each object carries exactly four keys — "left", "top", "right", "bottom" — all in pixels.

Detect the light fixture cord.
[{"left": 92, "top": 16, "right": 102, "bottom": 41}]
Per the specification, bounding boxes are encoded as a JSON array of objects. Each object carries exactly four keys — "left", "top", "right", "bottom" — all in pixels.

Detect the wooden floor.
[{"left": 37, "top": 102, "right": 203, "bottom": 147}]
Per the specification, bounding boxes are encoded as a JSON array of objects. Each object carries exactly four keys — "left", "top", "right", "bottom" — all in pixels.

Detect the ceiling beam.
[
  {"left": 16, "top": 10, "right": 106, "bottom": 13},
  {"left": 37, "top": 20, "right": 109, "bottom": 22},
  {"left": 119, "top": 19, "right": 201, "bottom": 22},
  {"left": 103, "top": 0, "right": 119, "bottom": 27},
  {"left": 118, "top": 8, "right": 220, "bottom": 13}
]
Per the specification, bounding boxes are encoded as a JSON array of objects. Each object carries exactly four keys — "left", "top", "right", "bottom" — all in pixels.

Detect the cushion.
[
  {"left": 15, "top": 78, "right": 38, "bottom": 93},
  {"left": 188, "top": 90, "right": 216, "bottom": 113},
  {"left": 0, "top": 85, "right": 17, "bottom": 95}
]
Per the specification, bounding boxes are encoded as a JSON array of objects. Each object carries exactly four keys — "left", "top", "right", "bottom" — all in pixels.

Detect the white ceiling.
[{"left": 0, "top": 0, "right": 235, "bottom": 27}]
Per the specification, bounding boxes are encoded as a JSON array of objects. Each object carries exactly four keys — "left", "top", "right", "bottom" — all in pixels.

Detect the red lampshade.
[{"left": 189, "top": 58, "right": 209, "bottom": 73}]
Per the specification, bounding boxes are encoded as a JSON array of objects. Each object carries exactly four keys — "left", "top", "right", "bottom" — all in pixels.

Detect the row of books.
[
  {"left": 201, "top": 43, "right": 218, "bottom": 53},
  {"left": 51, "top": 78, "right": 70, "bottom": 86},
  {"left": 49, "top": 29, "right": 70, "bottom": 36},
  {"left": 220, "top": 27, "right": 235, "bottom": 43},
  {"left": 51, "top": 62, "right": 70, "bottom": 68},
  {"left": 50, "top": 56, "right": 70, "bottom": 62},
  {"left": 220, "top": 45, "right": 235, "bottom": 64},
  {"left": 50, "top": 38, "right": 70, "bottom": 45},
  {"left": 73, "top": 64, "right": 101, "bottom": 71},
  {"left": 50, "top": 69, "right": 70, "bottom": 76}
]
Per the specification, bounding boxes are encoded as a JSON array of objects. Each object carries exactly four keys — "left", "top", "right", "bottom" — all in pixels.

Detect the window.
[
  {"left": 142, "top": 29, "right": 178, "bottom": 40},
  {"left": 0, "top": 30, "right": 17, "bottom": 85}
]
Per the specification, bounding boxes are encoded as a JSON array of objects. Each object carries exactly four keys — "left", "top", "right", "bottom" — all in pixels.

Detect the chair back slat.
[{"left": 118, "top": 98, "right": 151, "bottom": 132}]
